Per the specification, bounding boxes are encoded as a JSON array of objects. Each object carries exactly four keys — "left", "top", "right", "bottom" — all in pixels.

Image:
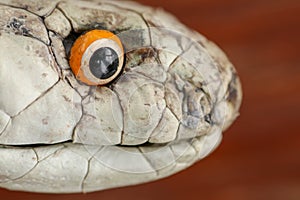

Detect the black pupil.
[{"left": 89, "top": 47, "right": 119, "bottom": 79}]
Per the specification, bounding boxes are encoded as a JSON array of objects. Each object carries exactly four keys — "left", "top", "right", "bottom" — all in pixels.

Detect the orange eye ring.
[{"left": 69, "top": 30, "right": 124, "bottom": 86}]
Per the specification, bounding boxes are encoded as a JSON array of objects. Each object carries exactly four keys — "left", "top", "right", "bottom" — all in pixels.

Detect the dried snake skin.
[{"left": 0, "top": 0, "right": 242, "bottom": 193}]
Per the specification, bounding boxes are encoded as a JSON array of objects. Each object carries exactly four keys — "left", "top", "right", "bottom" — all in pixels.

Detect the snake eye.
[{"left": 69, "top": 30, "right": 124, "bottom": 86}]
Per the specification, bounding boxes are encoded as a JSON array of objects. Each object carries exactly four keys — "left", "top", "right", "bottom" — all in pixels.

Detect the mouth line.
[{"left": 0, "top": 139, "right": 173, "bottom": 149}]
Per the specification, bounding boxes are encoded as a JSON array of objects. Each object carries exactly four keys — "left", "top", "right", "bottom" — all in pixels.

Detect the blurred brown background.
[{"left": 1, "top": 0, "right": 300, "bottom": 199}]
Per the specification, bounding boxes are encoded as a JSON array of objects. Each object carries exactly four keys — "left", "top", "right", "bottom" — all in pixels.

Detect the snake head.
[{"left": 0, "top": 0, "right": 242, "bottom": 193}]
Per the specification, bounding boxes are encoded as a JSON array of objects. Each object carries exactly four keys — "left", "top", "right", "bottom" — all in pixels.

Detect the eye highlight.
[{"left": 69, "top": 30, "right": 124, "bottom": 86}]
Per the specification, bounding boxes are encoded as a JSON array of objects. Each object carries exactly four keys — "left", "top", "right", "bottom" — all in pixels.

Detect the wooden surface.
[{"left": 1, "top": 0, "right": 300, "bottom": 199}]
